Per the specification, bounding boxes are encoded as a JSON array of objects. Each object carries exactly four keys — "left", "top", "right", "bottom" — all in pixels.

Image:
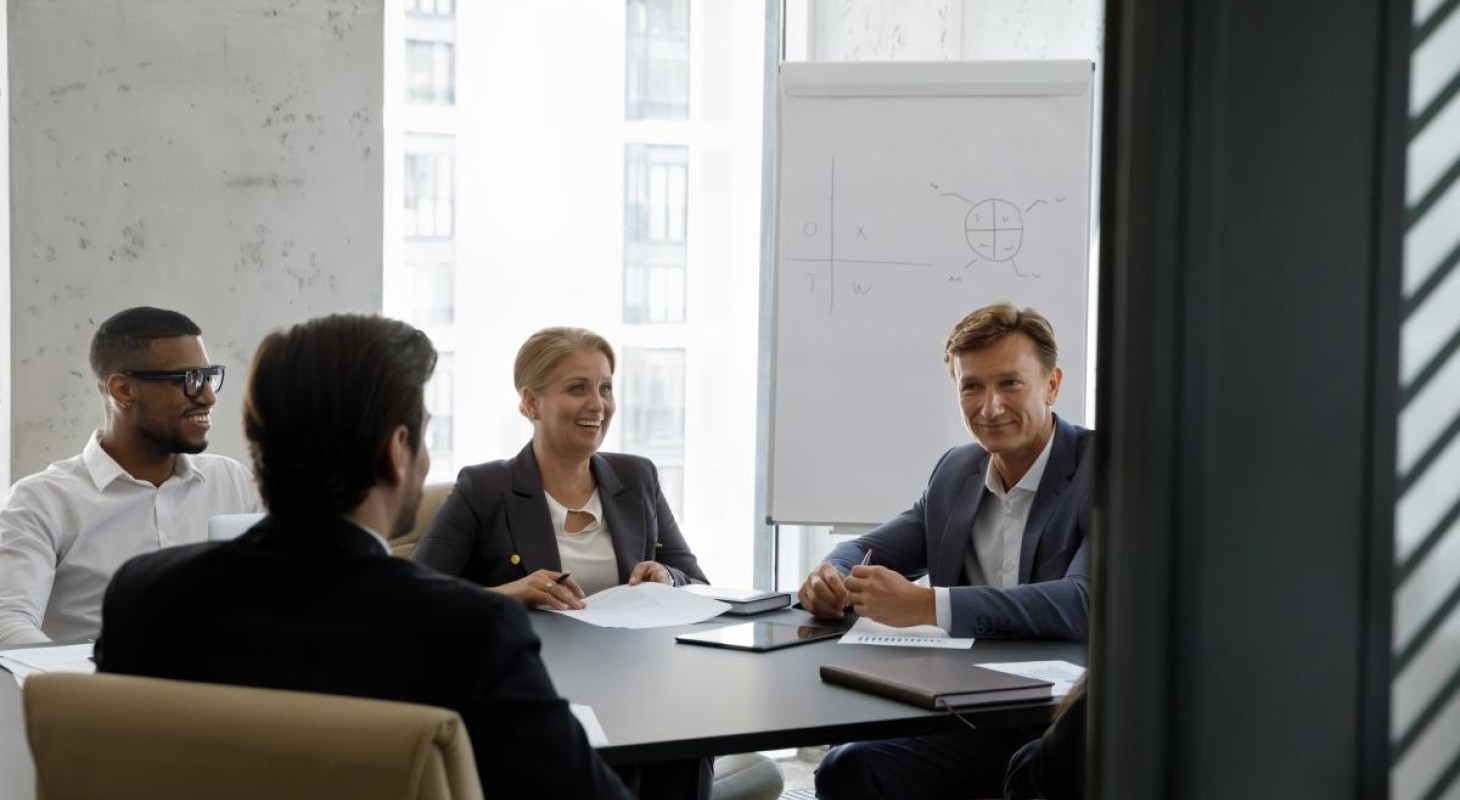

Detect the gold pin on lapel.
[{"left": 510, "top": 554, "right": 522, "bottom": 565}]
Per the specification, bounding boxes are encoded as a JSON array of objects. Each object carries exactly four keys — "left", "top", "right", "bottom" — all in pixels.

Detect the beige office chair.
[
  {"left": 392, "top": 481, "right": 454, "bottom": 558},
  {"left": 23, "top": 672, "right": 483, "bottom": 800}
]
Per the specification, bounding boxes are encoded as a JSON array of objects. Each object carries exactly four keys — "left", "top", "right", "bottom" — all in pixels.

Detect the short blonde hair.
[
  {"left": 514, "top": 327, "right": 617, "bottom": 418},
  {"left": 943, "top": 303, "right": 1058, "bottom": 376}
]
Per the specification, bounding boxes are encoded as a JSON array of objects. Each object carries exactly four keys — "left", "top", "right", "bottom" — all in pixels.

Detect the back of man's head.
[
  {"left": 89, "top": 307, "right": 203, "bottom": 383},
  {"left": 244, "top": 314, "right": 437, "bottom": 520}
]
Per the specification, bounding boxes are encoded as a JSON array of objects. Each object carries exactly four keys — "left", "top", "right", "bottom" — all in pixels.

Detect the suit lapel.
[
  {"left": 506, "top": 443, "right": 562, "bottom": 574},
  {"left": 591, "top": 456, "right": 638, "bottom": 583},
  {"left": 933, "top": 450, "right": 989, "bottom": 587},
  {"left": 1019, "top": 417, "right": 1075, "bottom": 583}
]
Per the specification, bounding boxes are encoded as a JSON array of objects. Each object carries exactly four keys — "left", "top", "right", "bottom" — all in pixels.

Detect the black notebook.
[
  {"left": 680, "top": 585, "right": 794, "bottom": 615},
  {"left": 820, "top": 657, "right": 1054, "bottom": 710}
]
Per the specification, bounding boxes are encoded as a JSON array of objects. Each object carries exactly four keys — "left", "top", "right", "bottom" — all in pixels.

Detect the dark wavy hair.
[{"left": 244, "top": 314, "right": 436, "bottom": 520}]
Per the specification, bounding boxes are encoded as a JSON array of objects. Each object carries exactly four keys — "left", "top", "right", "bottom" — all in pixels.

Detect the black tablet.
[{"left": 675, "top": 621, "right": 844, "bottom": 652}]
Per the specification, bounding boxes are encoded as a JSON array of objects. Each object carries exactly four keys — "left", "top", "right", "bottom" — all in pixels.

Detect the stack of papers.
[
  {"left": 548, "top": 582, "right": 729, "bottom": 629},
  {"left": 977, "top": 660, "right": 1086, "bottom": 696},
  {"left": 838, "top": 617, "right": 975, "bottom": 649},
  {"left": 0, "top": 643, "right": 97, "bottom": 687}
]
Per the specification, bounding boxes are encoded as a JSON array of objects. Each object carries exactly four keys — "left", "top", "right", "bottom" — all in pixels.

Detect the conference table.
[
  {"left": 523, "top": 607, "right": 1082, "bottom": 764},
  {"left": 0, "top": 608, "right": 1085, "bottom": 791}
]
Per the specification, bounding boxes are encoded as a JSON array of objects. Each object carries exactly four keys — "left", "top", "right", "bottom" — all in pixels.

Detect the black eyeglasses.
[{"left": 120, "top": 365, "right": 226, "bottom": 398}]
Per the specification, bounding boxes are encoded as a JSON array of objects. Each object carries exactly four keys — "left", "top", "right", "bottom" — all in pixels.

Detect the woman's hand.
[
  {"left": 491, "top": 569, "right": 586, "bottom": 610},
  {"left": 627, "top": 561, "right": 674, "bottom": 586}
]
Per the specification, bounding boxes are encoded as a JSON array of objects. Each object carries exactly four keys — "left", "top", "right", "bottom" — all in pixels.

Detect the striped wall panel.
[{"left": 1393, "top": 0, "right": 1460, "bottom": 798}]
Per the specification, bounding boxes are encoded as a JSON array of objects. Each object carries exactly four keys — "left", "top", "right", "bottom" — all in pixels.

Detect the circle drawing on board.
[
  {"left": 964, "top": 199, "right": 1025, "bottom": 264},
  {"left": 940, "top": 190, "right": 1067, "bottom": 279},
  {"left": 803, "top": 222, "right": 819, "bottom": 236}
]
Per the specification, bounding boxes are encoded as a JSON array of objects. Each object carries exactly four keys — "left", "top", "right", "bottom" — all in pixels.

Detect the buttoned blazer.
[
  {"left": 824, "top": 415, "right": 1092, "bottom": 641},
  {"left": 96, "top": 515, "right": 632, "bottom": 799},
  {"left": 413, "top": 442, "right": 708, "bottom": 588}
]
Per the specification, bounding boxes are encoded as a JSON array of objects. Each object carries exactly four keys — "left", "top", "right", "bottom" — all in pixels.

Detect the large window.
[
  {"left": 386, "top": 1, "right": 766, "bottom": 588},
  {"left": 625, "top": 0, "right": 690, "bottom": 120},
  {"left": 620, "top": 347, "right": 687, "bottom": 520},
  {"left": 623, "top": 144, "right": 688, "bottom": 324}
]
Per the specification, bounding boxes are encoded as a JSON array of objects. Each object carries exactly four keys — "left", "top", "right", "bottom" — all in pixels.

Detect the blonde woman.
[{"left": 414, "top": 326, "right": 707, "bottom": 608}]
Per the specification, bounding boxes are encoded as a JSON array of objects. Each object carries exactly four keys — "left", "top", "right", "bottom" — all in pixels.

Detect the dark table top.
[{"left": 531, "top": 607, "right": 1086, "bottom": 764}]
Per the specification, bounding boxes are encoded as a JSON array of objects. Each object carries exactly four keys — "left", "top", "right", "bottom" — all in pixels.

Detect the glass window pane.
[
  {"left": 405, "top": 40, "right": 455, "bottom": 105},
  {"left": 425, "top": 352, "right": 455, "bottom": 480},
  {"left": 621, "top": 347, "right": 686, "bottom": 520},
  {"left": 624, "top": 0, "right": 689, "bottom": 120},
  {"left": 405, "top": 260, "right": 455, "bottom": 326},
  {"left": 404, "top": 136, "right": 455, "bottom": 240},
  {"left": 624, "top": 144, "right": 688, "bottom": 324},
  {"left": 406, "top": 0, "right": 454, "bottom": 19}
]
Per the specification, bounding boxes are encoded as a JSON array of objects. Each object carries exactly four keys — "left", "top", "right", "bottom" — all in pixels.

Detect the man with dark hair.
[
  {"left": 0, "top": 307, "right": 258, "bottom": 645},
  {"left": 96, "top": 314, "right": 633, "bottom": 799},
  {"left": 802, "top": 303, "right": 1092, "bottom": 800}
]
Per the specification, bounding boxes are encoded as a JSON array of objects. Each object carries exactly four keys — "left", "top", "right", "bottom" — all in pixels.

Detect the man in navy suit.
[
  {"left": 97, "top": 314, "right": 632, "bottom": 799},
  {"left": 802, "top": 303, "right": 1091, "bottom": 800}
]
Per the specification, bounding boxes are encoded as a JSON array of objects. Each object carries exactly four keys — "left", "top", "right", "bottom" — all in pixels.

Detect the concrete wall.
[{"left": 7, "top": 0, "right": 383, "bottom": 478}]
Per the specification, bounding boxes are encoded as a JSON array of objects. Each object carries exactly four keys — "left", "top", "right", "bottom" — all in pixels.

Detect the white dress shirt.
[
  {"left": 0, "top": 432, "right": 260, "bottom": 644},
  {"left": 934, "top": 429, "right": 1056, "bottom": 630},
  {"left": 545, "top": 489, "right": 618, "bottom": 596}
]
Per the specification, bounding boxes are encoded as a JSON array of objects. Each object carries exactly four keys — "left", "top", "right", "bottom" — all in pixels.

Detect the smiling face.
[
  {"left": 126, "top": 335, "right": 217, "bottom": 455},
  {"left": 953, "top": 332, "right": 1062, "bottom": 478},
  {"left": 523, "top": 348, "right": 615, "bottom": 461}
]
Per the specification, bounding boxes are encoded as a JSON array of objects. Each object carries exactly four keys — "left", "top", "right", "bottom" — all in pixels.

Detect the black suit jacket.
[
  {"left": 96, "top": 515, "right": 631, "bottom": 800},
  {"left": 413, "top": 443, "right": 709, "bottom": 587}
]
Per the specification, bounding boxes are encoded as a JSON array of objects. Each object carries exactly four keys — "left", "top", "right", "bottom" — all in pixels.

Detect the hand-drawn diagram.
[
  {"left": 784, "top": 158, "right": 932, "bottom": 314},
  {"left": 938, "top": 190, "right": 1067, "bottom": 278}
]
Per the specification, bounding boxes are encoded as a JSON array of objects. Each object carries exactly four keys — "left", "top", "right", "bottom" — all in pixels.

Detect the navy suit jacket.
[
  {"left": 413, "top": 443, "right": 708, "bottom": 588},
  {"left": 824, "top": 416, "right": 1092, "bottom": 641},
  {"left": 96, "top": 516, "right": 631, "bottom": 800}
]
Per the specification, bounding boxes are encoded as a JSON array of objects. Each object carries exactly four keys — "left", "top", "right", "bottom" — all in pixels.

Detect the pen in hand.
[{"left": 859, "top": 549, "right": 874, "bottom": 567}]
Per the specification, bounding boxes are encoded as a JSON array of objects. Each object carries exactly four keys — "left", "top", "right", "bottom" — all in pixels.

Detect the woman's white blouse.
[{"left": 544, "top": 489, "right": 619, "bottom": 596}]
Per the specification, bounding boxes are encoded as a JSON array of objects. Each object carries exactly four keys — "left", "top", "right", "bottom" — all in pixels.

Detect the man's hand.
[
  {"left": 798, "top": 563, "right": 851, "bottom": 619},
  {"left": 845, "top": 566, "right": 936, "bottom": 627}
]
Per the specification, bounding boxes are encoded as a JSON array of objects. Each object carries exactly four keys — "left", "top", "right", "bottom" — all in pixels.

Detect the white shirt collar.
[
  {"left": 984, "top": 424, "right": 1057, "bottom": 499},
  {"left": 349, "top": 521, "right": 393, "bottom": 555},
  {"left": 81, "top": 431, "right": 202, "bottom": 492}
]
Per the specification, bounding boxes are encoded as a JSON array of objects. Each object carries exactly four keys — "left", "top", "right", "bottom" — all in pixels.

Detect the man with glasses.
[{"left": 0, "top": 306, "right": 259, "bottom": 644}]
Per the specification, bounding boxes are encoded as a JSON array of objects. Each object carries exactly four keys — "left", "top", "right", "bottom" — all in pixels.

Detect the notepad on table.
[
  {"left": 679, "top": 585, "right": 793, "bottom": 615},
  {"left": 820, "top": 656, "right": 1054, "bottom": 710},
  {"left": 0, "top": 643, "right": 97, "bottom": 687},
  {"left": 837, "top": 616, "right": 974, "bottom": 649}
]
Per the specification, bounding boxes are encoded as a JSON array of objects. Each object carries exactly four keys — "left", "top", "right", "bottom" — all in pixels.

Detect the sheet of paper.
[
  {"left": 570, "top": 703, "right": 609, "bottom": 747},
  {"left": 838, "top": 616, "right": 975, "bottom": 649},
  {"left": 0, "top": 643, "right": 98, "bottom": 687},
  {"left": 977, "top": 660, "right": 1086, "bottom": 696},
  {"left": 548, "top": 582, "right": 729, "bottom": 629}
]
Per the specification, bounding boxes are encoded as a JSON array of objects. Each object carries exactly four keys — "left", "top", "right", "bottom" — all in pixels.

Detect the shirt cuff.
[{"left": 934, "top": 587, "right": 952, "bottom": 631}]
